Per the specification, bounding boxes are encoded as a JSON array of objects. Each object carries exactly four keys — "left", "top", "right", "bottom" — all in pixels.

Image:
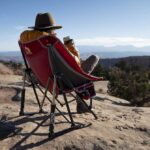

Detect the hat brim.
[{"left": 28, "top": 25, "right": 62, "bottom": 30}]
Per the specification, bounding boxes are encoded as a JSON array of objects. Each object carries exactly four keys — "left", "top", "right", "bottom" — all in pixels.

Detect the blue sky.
[{"left": 0, "top": 0, "right": 150, "bottom": 51}]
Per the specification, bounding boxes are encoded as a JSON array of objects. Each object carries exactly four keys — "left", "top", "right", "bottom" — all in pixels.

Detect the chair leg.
[
  {"left": 76, "top": 95, "right": 97, "bottom": 119},
  {"left": 40, "top": 77, "right": 51, "bottom": 111},
  {"left": 56, "top": 77, "right": 75, "bottom": 127},
  {"left": 70, "top": 92, "right": 93, "bottom": 110},
  {"left": 31, "top": 82, "right": 42, "bottom": 112},
  {"left": 19, "top": 88, "right": 25, "bottom": 115},
  {"left": 19, "top": 71, "right": 26, "bottom": 116},
  {"left": 89, "top": 98, "right": 92, "bottom": 110},
  {"left": 49, "top": 76, "right": 57, "bottom": 137},
  {"left": 20, "top": 69, "right": 45, "bottom": 115},
  {"left": 33, "top": 83, "right": 70, "bottom": 123},
  {"left": 49, "top": 104, "right": 56, "bottom": 137},
  {"left": 26, "top": 69, "right": 42, "bottom": 111},
  {"left": 63, "top": 93, "right": 75, "bottom": 127}
]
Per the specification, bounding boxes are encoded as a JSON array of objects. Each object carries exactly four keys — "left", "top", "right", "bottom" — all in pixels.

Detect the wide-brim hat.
[
  {"left": 63, "top": 36, "right": 73, "bottom": 44},
  {"left": 29, "top": 13, "right": 62, "bottom": 30}
]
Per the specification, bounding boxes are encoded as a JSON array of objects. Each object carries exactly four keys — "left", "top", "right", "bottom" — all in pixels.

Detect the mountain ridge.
[{"left": 0, "top": 50, "right": 149, "bottom": 70}]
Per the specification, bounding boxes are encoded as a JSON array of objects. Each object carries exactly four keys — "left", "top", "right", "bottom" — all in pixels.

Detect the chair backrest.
[{"left": 19, "top": 35, "right": 102, "bottom": 94}]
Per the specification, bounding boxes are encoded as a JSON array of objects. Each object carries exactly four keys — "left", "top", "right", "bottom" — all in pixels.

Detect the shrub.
[
  {"left": 108, "top": 61, "right": 150, "bottom": 106},
  {"left": 91, "top": 63, "right": 109, "bottom": 80}
]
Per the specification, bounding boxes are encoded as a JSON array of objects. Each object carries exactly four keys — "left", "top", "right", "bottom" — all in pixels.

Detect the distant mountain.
[
  {"left": 78, "top": 45, "right": 150, "bottom": 58},
  {"left": 100, "top": 56, "right": 150, "bottom": 70},
  {"left": 0, "top": 51, "right": 21, "bottom": 57},
  {"left": 0, "top": 46, "right": 150, "bottom": 69},
  {"left": 0, "top": 45, "right": 150, "bottom": 61},
  {"left": 0, "top": 51, "right": 22, "bottom": 62},
  {"left": 78, "top": 45, "right": 150, "bottom": 53}
]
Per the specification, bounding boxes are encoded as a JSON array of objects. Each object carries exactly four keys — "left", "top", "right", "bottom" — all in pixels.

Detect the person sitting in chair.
[
  {"left": 20, "top": 12, "right": 99, "bottom": 113},
  {"left": 63, "top": 36, "right": 99, "bottom": 74},
  {"left": 63, "top": 36, "right": 99, "bottom": 113}
]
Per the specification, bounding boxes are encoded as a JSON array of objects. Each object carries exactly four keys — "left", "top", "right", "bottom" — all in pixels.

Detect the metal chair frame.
[{"left": 19, "top": 41, "right": 97, "bottom": 137}]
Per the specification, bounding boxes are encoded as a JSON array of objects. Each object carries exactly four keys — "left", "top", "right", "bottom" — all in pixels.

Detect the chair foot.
[
  {"left": 48, "top": 131, "right": 54, "bottom": 138},
  {"left": 19, "top": 111, "right": 24, "bottom": 116},
  {"left": 39, "top": 109, "right": 47, "bottom": 113},
  {"left": 71, "top": 122, "right": 92, "bottom": 129},
  {"left": 71, "top": 123, "right": 76, "bottom": 128},
  {"left": 48, "top": 124, "right": 54, "bottom": 138},
  {"left": 88, "top": 106, "right": 92, "bottom": 110}
]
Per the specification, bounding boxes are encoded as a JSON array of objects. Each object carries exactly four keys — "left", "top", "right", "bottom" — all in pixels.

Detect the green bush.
[
  {"left": 91, "top": 63, "right": 109, "bottom": 80},
  {"left": 108, "top": 61, "right": 150, "bottom": 106}
]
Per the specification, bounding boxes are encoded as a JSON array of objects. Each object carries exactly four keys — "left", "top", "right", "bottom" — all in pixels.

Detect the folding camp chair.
[{"left": 19, "top": 35, "right": 103, "bottom": 137}]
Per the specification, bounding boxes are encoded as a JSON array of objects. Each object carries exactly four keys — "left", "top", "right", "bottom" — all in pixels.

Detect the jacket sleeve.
[{"left": 68, "top": 47, "right": 81, "bottom": 66}]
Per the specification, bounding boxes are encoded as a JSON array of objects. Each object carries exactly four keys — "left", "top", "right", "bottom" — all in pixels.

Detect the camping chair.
[{"left": 19, "top": 35, "right": 103, "bottom": 137}]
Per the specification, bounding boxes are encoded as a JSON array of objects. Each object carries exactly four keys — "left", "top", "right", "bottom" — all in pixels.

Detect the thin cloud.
[
  {"left": 14, "top": 25, "right": 25, "bottom": 31},
  {"left": 76, "top": 37, "right": 150, "bottom": 47}
]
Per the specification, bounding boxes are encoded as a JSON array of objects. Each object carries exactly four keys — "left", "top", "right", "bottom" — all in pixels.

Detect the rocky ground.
[{"left": 0, "top": 64, "right": 150, "bottom": 150}]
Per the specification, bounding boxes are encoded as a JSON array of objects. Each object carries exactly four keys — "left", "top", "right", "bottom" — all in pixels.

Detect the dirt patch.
[
  {"left": 0, "top": 75, "right": 150, "bottom": 150},
  {"left": 0, "top": 87, "right": 17, "bottom": 103},
  {"left": 0, "top": 63, "right": 14, "bottom": 75}
]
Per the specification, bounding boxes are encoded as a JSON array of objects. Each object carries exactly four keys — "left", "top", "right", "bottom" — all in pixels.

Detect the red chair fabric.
[{"left": 19, "top": 35, "right": 102, "bottom": 96}]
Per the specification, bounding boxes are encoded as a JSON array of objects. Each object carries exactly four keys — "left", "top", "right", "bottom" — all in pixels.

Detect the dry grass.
[{"left": 0, "top": 63, "right": 14, "bottom": 75}]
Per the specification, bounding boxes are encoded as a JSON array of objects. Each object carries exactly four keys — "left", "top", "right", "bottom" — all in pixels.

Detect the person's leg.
[
  {"left": 76, "top": 96, "right": 89, "bottom": 114},
  {"left": 76, "top": 55, "right": 99, "bottom": 113},
  {"left": 81, "top": 55, "right": 99, "bottom": 74}
]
